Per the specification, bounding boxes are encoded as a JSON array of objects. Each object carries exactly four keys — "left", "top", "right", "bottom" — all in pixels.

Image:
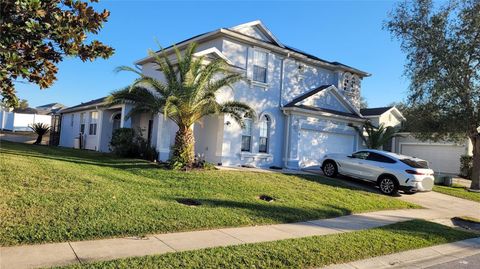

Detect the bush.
[
  {"left": 110, "top": 128, "right": 158, "bottom": 161},
  {"left": 460, "top": 155, "right": 473, "bottom": 179}
]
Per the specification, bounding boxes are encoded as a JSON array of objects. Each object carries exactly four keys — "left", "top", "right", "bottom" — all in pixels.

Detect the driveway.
[
  {"left": 0, "top": 132, "right": 48, "bottom": 145},
  {"left": 305, "top": 169, "right": 479, "bottom": 220}
]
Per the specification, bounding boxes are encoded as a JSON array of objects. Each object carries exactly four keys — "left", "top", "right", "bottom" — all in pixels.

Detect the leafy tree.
[
  {"left": 0, "top": 0, "right": 114, "bottom": 107},
  {"left": 349, "top": 122, "right": 399, "bottom": 149},
  {"left": 360, "top": 96, "right": 369, "bottom": 109},
  {"left": 386, "top": 0, "right": 480, "bottom": 190},
  {"left": 108, "top": 43, "right": 255, "bottom": 168},
  {"left": 29, "top": 122, "right": 50, "bottom": 144},
  {"left": 18, "top": 99, "right": 29, "bottom": 109}
]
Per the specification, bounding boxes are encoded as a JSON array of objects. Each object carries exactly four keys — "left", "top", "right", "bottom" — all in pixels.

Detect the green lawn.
[
  {"left": 0, "top": 141, "right": 417, "bottom": 246},
  {"left": 434, "top": 183, "right": 480, "bottom": 202},
  {"left": 56, "top": 220, "right": 476, "bottom": 269}
]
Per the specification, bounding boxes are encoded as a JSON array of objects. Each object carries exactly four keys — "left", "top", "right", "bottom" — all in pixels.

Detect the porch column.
[
  {"left": 96, "top": 110, "right": 104, "bottom": 151},
  {"left": 120, "top": 104, "right": 132, "bottom": 128}
]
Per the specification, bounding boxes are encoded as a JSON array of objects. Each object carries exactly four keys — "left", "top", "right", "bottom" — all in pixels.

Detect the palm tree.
[
  {"left": 349, "top": 121, "right": 399, "bottom": 149},
  {"left": 29, "top": 123, "right": 50, "bottom": 145},
  {"left": 108, "top": 42, "right": 255, "bottom": 168}
]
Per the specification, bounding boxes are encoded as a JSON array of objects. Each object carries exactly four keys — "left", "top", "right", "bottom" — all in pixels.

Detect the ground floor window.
[
  {"left": 258, "top": 115, "right": 270, "bottom": 153},
  {"left": 89, "top": 111, "right": 98, "bottom": 135},
  {"left": 241, "top": 118, "right": 253, "bottom": 152}
]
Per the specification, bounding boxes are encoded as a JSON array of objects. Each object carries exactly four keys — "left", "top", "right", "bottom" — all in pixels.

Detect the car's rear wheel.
[
  {"left": 378, "top": 176, "right": 399, "bottom": 195},
  {"left": 322, "top": 161, "right": 338, "bottom": 177}
]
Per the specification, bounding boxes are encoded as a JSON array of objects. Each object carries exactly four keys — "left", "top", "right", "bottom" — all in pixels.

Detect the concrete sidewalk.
[
  {"left": 322, "top": 237, "right": 480, "bottom": 269},
  {"left": 0, "top": 210, "right": 426, "bottom": 269},
  {"left": 1, "top": 189, "right": 478, "bottom": 269}
]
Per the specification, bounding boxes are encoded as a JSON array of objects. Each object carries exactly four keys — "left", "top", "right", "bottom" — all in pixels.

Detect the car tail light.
[{"left": 405, "top": 169, "right": 425, "bottom": 175}]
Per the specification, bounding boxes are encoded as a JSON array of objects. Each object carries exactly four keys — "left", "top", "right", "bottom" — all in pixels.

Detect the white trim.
[
  {"left": 193, "top": 47, "right": 234, "bottom": 65},
  {"left": 282, "top": 106, "right": 365, "bottom": 123},
  {"left": 231, "top": 20, "right": 285, "bottom": 48},
  {"left": 239, "top": 152, "right": 273, "bottom": 160}
]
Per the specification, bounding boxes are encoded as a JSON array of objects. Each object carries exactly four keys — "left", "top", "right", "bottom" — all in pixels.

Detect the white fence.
[{"left": 0, "top": 110, "right": 51, "bottom": 131}]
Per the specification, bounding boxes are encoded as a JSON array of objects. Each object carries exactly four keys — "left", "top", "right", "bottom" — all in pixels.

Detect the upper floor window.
[
  {"left": 89, "top": 111, "right": 98, "bottom": 135},
  {"left": 252, "top": 50, "right": 267, "bottom": 83},
  {"left": 241, "top": 118, "right": 253, "bottom": 152},
  {"left": 79, "top": 112, "right": 85, "bottom": 134},
  {"left": 258, "top": 115, "right": 270, "bottom": 153}
]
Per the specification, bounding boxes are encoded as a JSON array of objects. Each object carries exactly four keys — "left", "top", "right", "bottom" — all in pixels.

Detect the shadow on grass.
[
  {"left": 180, "top": 198, "right": 353, "bottom": 223},
  {"left": 0, "top": 141, "right": 159, "bottom": 171}
]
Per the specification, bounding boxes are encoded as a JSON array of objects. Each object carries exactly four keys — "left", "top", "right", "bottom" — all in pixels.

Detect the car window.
[
  {"left": 352, "top": 151, "right": 369, "bottom": 159},
  {"left": 366, "top": 152, "right": 397, "bottom": 163},
  {"left": 400, "top": 159, "right": 429, "bottom": 168}
]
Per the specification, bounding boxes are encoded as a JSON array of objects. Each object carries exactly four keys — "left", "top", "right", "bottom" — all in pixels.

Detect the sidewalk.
[
  {"left": 0, "top": 209, "right": 425, "bottom": 269},
  {"left": 1, "top": 187, "right": 478, "bottom": 269},
  {"left": 322, "top": 237, "right": 480, "bottom": 269}
]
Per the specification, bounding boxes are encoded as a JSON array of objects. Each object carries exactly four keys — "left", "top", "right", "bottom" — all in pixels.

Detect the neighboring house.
[
  {"left": 0, "top": 106, "right": 52, "bottom": 132},
  {"left": 363, "top": 106, "right": 473, "bottom": 175},
  {"left": 36, "top": 103, "right": 65, "bottom": 115},
  {"left": 59, "top": 20, "right": 371, "bottom": 169}
]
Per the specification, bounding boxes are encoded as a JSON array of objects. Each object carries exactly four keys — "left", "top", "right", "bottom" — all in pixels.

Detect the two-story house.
[{"left": 59, "top": 20, "right": 370, "bottom": 169}]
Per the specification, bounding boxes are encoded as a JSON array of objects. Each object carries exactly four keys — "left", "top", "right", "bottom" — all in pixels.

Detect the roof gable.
[
  {"left": 230, "top": 20, "right": 285, "bottom": 48},
  {"left": 285, "top": 85, "right": 362, "bottom": 117}
]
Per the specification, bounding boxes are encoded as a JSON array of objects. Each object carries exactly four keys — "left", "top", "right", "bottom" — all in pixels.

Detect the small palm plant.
[
  {"left": 349, "top": 121, "right": 399, "bottom": 149},
  {"left": 108, "top": 42, "right": 254, "bottom": 168},
  {"left": 29, "top": 123, "right": 50, "bottom": 145}
]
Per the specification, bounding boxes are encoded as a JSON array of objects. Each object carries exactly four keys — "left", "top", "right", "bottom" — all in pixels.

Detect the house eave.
[{"left": 134, "top": 28, "right": 370, "bottom": 77}]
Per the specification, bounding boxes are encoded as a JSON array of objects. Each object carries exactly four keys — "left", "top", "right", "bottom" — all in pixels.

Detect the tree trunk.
[
  {"left": 172, "top": 125, "right": 195, "bottom": 168},
  {"left": 34, "top": 134, "right": 43, "bottom": 145},
  {"left": 470, "top": 134, "right": 480, "bottom": 190}
]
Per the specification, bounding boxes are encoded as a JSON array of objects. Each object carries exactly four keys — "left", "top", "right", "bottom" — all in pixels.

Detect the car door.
[
  {"left": 341, "top": 151, "right": 370, "bottom": 178},
  {"left": 362, "top": 152, "right": 397, "bottom": 181}
]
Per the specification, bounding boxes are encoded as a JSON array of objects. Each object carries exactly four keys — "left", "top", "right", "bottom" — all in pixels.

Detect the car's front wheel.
[
  {"left": 322, "top": 161, "right": 338, "bottom": 177},
  {"left": 378, "top": 176, "right": 399, "bottom": 195}
]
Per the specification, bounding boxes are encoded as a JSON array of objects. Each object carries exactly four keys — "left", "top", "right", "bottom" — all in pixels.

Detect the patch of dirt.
[
  {"left": 176, "top": 198, "right": 202, "bottom": 206},
  {"left": 258, "top": 195, "right": 275, "bottom": 202}
]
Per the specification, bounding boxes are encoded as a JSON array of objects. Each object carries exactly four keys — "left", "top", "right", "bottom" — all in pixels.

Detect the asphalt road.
[{"left": 426, "top": 253, "right": 480, "bottom": 269}]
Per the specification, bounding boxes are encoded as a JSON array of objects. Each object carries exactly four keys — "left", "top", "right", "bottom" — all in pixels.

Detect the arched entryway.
[{"left": 112, "top": 113, "right": 121, "bottom": 134}]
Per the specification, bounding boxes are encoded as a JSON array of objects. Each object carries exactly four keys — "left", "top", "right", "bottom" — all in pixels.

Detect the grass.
[
  {"left": 56, "top": 220, "right": 477, "bottom": 269},
  {"left": 433, "top": 183, "right": 480, "bottom": 202},
  {"left": 0, "top": 141, "right": 418, "bottom": 246}
]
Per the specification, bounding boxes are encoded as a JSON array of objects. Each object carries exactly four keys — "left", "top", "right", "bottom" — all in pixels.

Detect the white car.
[{"left": 320, "top": 149, "right": 435, "bottom": 195}]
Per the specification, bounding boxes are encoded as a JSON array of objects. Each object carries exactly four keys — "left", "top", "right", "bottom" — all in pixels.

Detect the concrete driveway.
[{"left": 305, "top": 169, "right": 479, "bottom": 220}]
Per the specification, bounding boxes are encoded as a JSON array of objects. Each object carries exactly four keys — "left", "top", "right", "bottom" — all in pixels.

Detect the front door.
[{"left": 112, "top": 113, "right": 121, "bottom": 135}]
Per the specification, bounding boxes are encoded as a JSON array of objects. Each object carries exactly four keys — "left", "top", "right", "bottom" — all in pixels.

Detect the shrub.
[
  {"left": 460, "top": 155, "right": 473, "bottom": 179},
  {"left": 109, "top": 128, "right": 158, "bottom": 161},
  {"left": 29, "top": 123, "right": 50, "bottom": 145},
  {"left": 110, "top": 128, "right": 137, "bottom": 157}
]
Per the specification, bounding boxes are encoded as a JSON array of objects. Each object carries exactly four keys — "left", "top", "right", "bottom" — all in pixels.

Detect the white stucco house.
[{"left": 59, "top": 20, "right": 372, "bottom": 169}]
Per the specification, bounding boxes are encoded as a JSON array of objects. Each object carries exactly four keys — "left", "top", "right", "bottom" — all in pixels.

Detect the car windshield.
[{"left": 400, "top": 159, "right": 429, "bottom": 168}]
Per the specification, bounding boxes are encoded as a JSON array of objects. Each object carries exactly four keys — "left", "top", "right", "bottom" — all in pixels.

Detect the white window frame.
[
  {"left": 241, "top": 118, "right": 253, "bottom": 152},
  {"left": 258, "top": 115, "right": 270, "bottom": 153},
  {"left": 252, "top": 49, "right": 268, "bottom": 84},
  {"left": 89, "top": 111, "right": 98, "bottom": 136},
  {"left": 79, "top": 112, "right": 85, "bottom": 134}
]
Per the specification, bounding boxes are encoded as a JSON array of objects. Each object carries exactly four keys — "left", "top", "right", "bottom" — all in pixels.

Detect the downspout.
[{"left": 282, "top": 109, "right": 290, "bottom": 169}]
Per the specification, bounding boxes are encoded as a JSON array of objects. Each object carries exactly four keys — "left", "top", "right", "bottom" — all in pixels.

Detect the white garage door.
[
  {"left": 299, "top": 129, "right": 355, "bottom": 168},
  {"left": 400, "top": 144, "right": 465, "bottom": 174}
]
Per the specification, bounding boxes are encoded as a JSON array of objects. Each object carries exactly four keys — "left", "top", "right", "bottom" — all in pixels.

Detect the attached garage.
[
  {"left": 399, "top": 143, "right": 467, "bottom": 174},
  {"left": 299, "top": 129, "right": 355, "bottom": 168}
]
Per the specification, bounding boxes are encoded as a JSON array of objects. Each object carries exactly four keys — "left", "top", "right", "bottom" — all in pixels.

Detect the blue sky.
[{"left": 17, "top": 0, "right": 411, "bottom": 108}]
